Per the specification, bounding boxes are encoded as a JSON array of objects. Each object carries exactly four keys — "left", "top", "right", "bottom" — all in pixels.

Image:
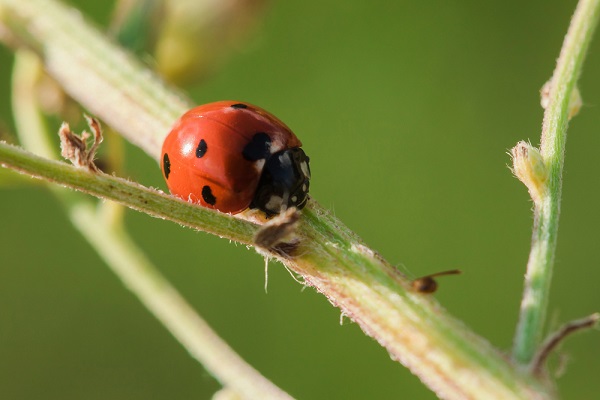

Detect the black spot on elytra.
[
  {"left": 196, "top": 139, "right": 207, "bottom": 158},
  {"left": 163, "top": 153, "right": 171, "bottom": 179},
  {"left": 242, "top": 132, "right": 272, "bottom": 161},
  {"left": 202, "top": 185, "right": 216, "bottom": 205},
  {"left": 231, "top": 103, "right": 248, "bottom": 109}
]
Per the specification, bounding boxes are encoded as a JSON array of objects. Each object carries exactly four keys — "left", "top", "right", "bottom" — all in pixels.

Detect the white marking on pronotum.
[
  {"left": 280, "top": 190, "right": 289, "bottom": 213},
  {"left": 265, "top": 195, "right": 283, "bottom": 211},
  {"left": 300, "top": 161, "right": 310, "bottom": 177},
  {"left": 253, "top": 159, "right": 265, "bottom": 173}
]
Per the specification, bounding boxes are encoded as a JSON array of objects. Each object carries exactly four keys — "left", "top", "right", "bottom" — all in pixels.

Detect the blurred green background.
[{"left": 1, "top": 0, "right": 599, "bottom": 398}]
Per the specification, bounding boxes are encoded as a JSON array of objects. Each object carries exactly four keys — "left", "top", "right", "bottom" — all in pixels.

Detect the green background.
[{"left": 1, "top": 0, "right": 599, "bottom": 398}]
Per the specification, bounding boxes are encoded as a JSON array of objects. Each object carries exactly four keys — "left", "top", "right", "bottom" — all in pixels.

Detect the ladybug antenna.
[{"left": 411, "top": 269, "right": 462, "bottom": 294}]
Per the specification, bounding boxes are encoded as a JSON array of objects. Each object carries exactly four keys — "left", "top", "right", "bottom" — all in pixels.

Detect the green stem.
[
  {"left": 0, "top": 140, "right": 258, "bottom": 243},
  {"left": 0, "top": 0, "right": 190, "bottom": 159},
  {"left": 10, "top": 50, "right": 293, "bottom": 400},
  {"left": 0, "top": 139, "right": 549, "bottom": 399},
  {"left": 71, "top": 203, "right": 293, "bottom": 400},
  {"left": 0, "top": 0, "right": 588, "bottom": 398},
  {"left": 512, "top": 0, "right": 600, "bottom": 365}
]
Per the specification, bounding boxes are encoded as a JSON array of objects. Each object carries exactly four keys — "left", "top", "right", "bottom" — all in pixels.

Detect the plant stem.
[
  {"left": 512, "top": 0, "right": 600, "bottom": 366},
  {"left": 2, "top": 0, "right": 595, "bottom": 397},
  {"left": 10, "top": 50, "right": 293, "bottom": 400},
  {"left": 0, "top": 140, "right": 258, "bottom": 243},
  {"left": 0, "top": 138, "right": 550, "bottom": 400},
  {"left": 0, "top": 0, "right": 190, "bottom": 159},
  {"left": 71, "top": 203, "right": 294, "bottom": 400},
  {"left": 530, "top": 313, "right": 600, "bottom": 376}
]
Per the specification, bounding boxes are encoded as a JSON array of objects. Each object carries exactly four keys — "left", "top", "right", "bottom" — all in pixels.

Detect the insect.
[
  {"left": 161, "top": 101, "right": 310, "bottom": 216},
  {"left": 411, "top": 269, "right": 462, "bottom": 293}
]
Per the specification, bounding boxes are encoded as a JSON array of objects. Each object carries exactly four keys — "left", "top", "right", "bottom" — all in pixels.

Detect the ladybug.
[{"left": 161, "top": 101, "right": 310, "bottom": 216}]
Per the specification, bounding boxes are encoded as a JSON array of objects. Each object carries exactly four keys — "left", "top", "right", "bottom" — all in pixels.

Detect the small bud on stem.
[
  {"left": 510, "top": 142, "right": 548, "bottom": 203},
  {"left": 541, "top": 81, "right": 582, "bottom": 120}
]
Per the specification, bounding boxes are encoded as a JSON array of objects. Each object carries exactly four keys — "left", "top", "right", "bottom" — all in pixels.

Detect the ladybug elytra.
[{"left": 161, "top": 101, "right": 310, "bottom": 216}]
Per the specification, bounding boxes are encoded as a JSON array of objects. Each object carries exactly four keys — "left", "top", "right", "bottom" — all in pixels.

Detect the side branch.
[
  {"left": 0, "top": 138, "right": 549, "bottom": 399},
  {"left": 0, "top": 0, "right": 563, "bottom": 398},
  {"left": 512, "top": 0, "right": 600, "bottom": 365}
]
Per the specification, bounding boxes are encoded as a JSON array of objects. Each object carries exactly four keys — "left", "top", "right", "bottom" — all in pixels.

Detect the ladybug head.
[{"left": 250, "top": 148, "right": 311, "bottom": 217}]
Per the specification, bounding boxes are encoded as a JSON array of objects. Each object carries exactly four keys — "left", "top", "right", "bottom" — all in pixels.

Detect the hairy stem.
[
  {"left": 0, "top": 0, "right": 189, "bottom": 159},
  {"left": 1, "top": 0, "right": 590, "bottom": 398},
  {"left": 512, "top": 0, "right": 600, "bottom": 365},
  {"left": 0, "top": 140, "right": 258, "bottom": 242},
  {"left": 71, "top": 203, "right": 294, "bottom": 400},
  {"left": 0, "top": 139, "right": 550, "bottom": 400},
  {"left": 11, "top": 50, "right": 293, "bottom": 400}
]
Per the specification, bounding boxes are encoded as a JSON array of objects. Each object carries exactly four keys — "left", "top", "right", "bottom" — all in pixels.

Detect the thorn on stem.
[
  {"left": 531, "top": 313, "right": 600, "bottom": 376},
  {"left": 59, "top": 115, "right": 103, "bottom": 172},
  {"left": 411, "top": 269, "right": 462, "bottom": 294},
  {"left": 510, "top": 141, "right": 548, "bottom": 203}
]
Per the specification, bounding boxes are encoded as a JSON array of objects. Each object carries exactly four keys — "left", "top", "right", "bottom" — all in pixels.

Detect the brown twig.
[
  {"left": 531, "top": 313, "right": 600, "bottom": 376},
  {"left": 58, "top": 116, "right": 103, "bottom": 172}
]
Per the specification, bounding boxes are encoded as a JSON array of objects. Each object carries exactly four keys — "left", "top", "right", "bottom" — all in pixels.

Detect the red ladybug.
[{"left": 161, "top": 101, "right": 310, "bottom": 216}]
